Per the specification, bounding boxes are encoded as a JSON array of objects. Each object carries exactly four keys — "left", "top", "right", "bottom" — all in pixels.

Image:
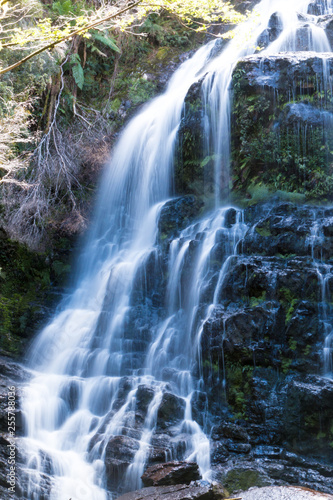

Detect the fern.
[
  {"left": 72, "top": 62, "right": 84, "bottom": 90},
  {"left": 92, "top": 32, "right": 120, "bottom": 53}
]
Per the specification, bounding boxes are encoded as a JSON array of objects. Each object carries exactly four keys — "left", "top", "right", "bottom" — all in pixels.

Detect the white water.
[{"left": 21, "top": 0, "right": 333, "bottom": 498}]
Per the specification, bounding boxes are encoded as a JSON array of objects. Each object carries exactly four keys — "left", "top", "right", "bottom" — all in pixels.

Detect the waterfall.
[{"left": 21, "top": 0, "right": 333, "bottom": 498}]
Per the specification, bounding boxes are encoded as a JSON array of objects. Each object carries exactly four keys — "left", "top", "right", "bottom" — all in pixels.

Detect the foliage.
[
  {"left": 0, "top": 0, "right": 224, "bottom": 248},
  {"left": 0, "top": 233, "right": 72, "bottom": 356},
  {"left": 232, "top": 64, "right": 333, "bottom": 202},
  {"left": 0, "top": 0, "right": 243, "bottom": 76}
]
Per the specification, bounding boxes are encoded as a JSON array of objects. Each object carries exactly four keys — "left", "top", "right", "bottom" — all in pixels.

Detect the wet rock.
[
  {"left": 59, "top": 379, "right": 82, "bottom": 413},
  {"left": 105, "top": 435, "right": 141, "bottom": 484},
  {"left": 308, "top": 1, "right": 324, "bottom": 15},
  {"left": 0, "top": 360, "right": 27, "bottom": 433},
  {"left": 253, "top": 446, "right": 285, "bottom": 459},
  {"left": 156, "top": 392, "right": 186, "bottom": 430},
  {"left": 116, "top": 482, "right": 228, "bottom": 499},
  {"left": 284, "top": 103, "right": 329, "bottom": 126},
  {"left": 0, "top": 357, "right": 32, "bottom": 497},
  {"left": 322, "top": 217, "right": 333, "bottom": 237},
  {"left": 159, "top": 197, "right": 203, "bottom": 240},
  {"left": 105, "top": 434, "right": 168, "bottom": 488},
  {"left": 322, "top": 17, "right": 333, "bottom": 48},
  {"left": 211, "top": 443, "right": 230, "bottom": 465},
  {"left": 224, "top": 208, "right": 237, "bottom": 228},
  {"left": 191, "top": 390, "right": 208, "bottom": 427},
  {"left": 141, "top": 461, "right": 201, "bottom": 486},
  {"left": 236, "top": 53, "right": 333, "bottom": 91},
  {"left": 211, "top": 422, "right": 249, "bottom": 442},
  {"left": 225, "top": 441, "right": 251, "bottom": 454},
  {"left": 135, "top": 385, "right": 155, "bottom": 414},
  {"left": 257, "top": 12, "right": 283, "bottom": 48},
  {"left": 282, "top": 375, "right": 333, "bottom": 460}
]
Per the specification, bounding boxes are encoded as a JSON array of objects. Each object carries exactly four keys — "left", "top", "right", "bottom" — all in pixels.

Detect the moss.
[
  {"left": 231, "top": 62, "right": 333, "bottom": 203},
  {"left": 225, "top": 362, "right": 254, "bottom": 417},
  {"left": 303, "top": 344, "right": 312, "bottom": 356},
  {"left": 255, "top": 221, "right": 271, "bottom": 237},
  {"left": 281, "top": 358, "right": 292, "bottom": 374},
  {"left": 223, "top": 468, "right": 271, "bottom": 493},
  {"left": 249, "top": 290, "right": 266, "bottom": 307},
  {"left": 288, "top": 338, "right": 297, "bottom": 351},
  {"left": 0, "top": 233, "right": 74, "bottom": 357}
]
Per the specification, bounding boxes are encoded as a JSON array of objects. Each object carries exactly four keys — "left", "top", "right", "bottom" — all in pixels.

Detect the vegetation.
[
  {"left": 231, "top": 63, "right": 333, "bottom": 203},
  {"left": 0, "top": 0, "right": 244, "bottom": 355},
  {"left": 0, "top": 0, "right": 243, "bottom": 249}
]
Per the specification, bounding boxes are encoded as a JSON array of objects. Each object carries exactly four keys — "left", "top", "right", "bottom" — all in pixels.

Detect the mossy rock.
[
  {"left": 222, "top": 467, "right": 272, "bottom": 493},
  {"left": 231, "top": 53, "right": 333, "bottom": 203}
]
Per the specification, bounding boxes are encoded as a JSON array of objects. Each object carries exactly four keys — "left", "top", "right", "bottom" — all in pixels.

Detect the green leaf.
[
  {"left": 72, "top": 63, "right": 84, "bottom": 90},
  {"left": 52, "top": 0, "right": 73, "bottom": 15},
  {"left": 92, "top": 32, "right": 121, "bottom": 53},
  {"left": 70, "top": 53, "right": 81, "bottom": 64}
]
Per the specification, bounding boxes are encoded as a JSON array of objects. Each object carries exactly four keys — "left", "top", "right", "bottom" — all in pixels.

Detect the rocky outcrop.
[
  {"left": 199, "top": 203, "right": 333, "bottom": 464},
  {"left": 231, "top": 53, "right": 333, "bottom": 201},
  {"left": 158, "top": 196, "right": 204, "bottom": 240},
  {"left": 98, "top": 200, "right": 333, "bottom": 497},
  {"left": 104, "top": 435, "right": 168, "bottom": 490},
  {"left": 141, "top": 461, "right": 201, "bottom": 486},
  {"left": 0, "top": 356, "right": 31, "bottom": 499}
]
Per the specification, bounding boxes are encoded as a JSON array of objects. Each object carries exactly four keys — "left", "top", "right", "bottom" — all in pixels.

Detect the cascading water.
[
  {"left": 307, "top": 213, "right": 333, "bottom": 377},
  {"left": 20, "top": 0, "right": 333, "bottom": 498}
]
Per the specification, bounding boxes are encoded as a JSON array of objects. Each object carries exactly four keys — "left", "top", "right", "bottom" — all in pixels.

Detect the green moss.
[
  {"left": 249, "top": 290, "right": 266, "bottom": 307},
  {"left": 288, "top": 338, "right": 297, "bottom": 351},
  {"left": 225, "top": 362, "right": 254, "bottom": 417},
  {"left": 0, "top": 233, "right": 74, "bottom": 357},
  {"left": 286, "top": 298, "right": 298, "bottom": 324},
  {"left": 279, "top": 287, "right": 296, "bottom": 304},
  {"left": 255, "top": 221, "right": 271, "bottom": 237},
  {"left": 303, "top": 344, "right": 312, "bottom": 356},
  {"left": 232, "top": 64, "right": 333, "bottom": 202},
  {"left": 281, "top": 358, "right": 292, "bottom": 374},
  {"left": 223, "top": 468, "right": 271, "bottom": 493}
]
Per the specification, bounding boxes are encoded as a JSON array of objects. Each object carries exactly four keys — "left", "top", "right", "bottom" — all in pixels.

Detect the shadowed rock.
[{"left": 141, "top": 461, "right": 201, "bottom": 486}]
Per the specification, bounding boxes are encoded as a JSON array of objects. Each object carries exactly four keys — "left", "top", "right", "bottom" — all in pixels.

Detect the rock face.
[
  {"left": 141, "top": 461, "right": 201, "bottom": 486},
  {"left": 231, "top": 53, "right": 333, "bottom": 202},
  {"left": 99, "top": 200, "right": 333, "bottom": 497},
  {"left": 105, "top": 435, "right": 168, "bottom": 490},
  {"left": 194, "top": 202, "right": 333, "bottom": 495},
  {"left": 0, "top": 356, "right": 32, "bottom": 499},
  {"left": 201, "top": 204, "right": 333, "bottom": 465}
]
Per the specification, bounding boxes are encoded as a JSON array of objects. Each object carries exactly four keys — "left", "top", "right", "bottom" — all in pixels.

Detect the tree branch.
[{"left": 0, "top": 0, "right": 143, "bottom": 76}]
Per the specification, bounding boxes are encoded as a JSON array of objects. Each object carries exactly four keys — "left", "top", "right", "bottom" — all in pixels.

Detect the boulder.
[
  {"left": 156, "top": 392, "right": 186, "bottom": 430},
  {"left": 105, "top": 435, "right": 168, "bottom": 490},
  {"left": 141, "top": 461, "right": 201, "bottom": 486},
  {"left": 158, "top": 197, "right": 203, "bottom": 240}
]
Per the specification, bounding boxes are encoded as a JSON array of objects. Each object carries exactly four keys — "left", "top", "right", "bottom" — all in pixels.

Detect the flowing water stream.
[{"left": 21, "top": 0, "right": 333, "bottom": 498}]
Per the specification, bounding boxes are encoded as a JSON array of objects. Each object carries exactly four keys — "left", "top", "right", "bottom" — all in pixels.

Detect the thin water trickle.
[
  {"left": 21, "top": 0, "right": 333, "bottom": 498},
  {"left": 307, "top": 213, "right": 333, "bottom": 377}
]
